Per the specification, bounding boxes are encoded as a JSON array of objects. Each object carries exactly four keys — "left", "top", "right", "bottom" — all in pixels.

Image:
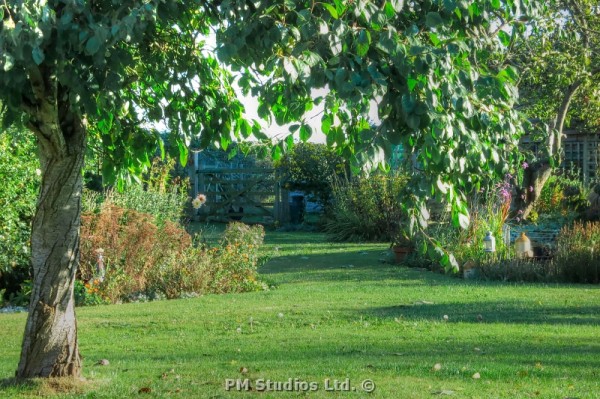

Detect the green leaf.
[
  {"left": 407, "top": 115, "right": 420, "bottom": 130},
  {"left": 272, "top": 144, "right": 283, "bottom": 160},
  {"left": 177, "top": 140, "right": 188, "bottom": 167},
  {"left": 408, "top": 78, "right": 418, "bottom": 92},
  {"left": 322, "top": 3, "right": 339, "bottom": 19},
  {"left": 221, "top": 134, "right": 230, "bottom": 151},
  {"left": 425, "top": 12, "right": 444, "bottom": 28},
  {"left": 32, "top": 47, "right": 45, "bottom": 65},
  {"left": 383, "top": 2, "right": 396, "bottom": 18},
  {"left": 300, "top": 124, "right": 312, "bottom": 142},
  {"left": 85, "top": 36, "right": 101, "bottom": 56},
  {"left": 158, "top": 137, "right": 165, "bottom": 160},
  {"left": 428, "top": 32, "right": 440, "bottom": 46},
  {"left": 498, "top": 30, "right": 511, "bottom": 47},
  {"left": 240, "top": 120, "right": 252, "bottom": 139},
  {"left": 2, "top": 54, "right": 14, "bottom": 72},
  {"left": 458, "top": 212, "right": 469, "bottom": 229},
  {"left": 356, "top": 30, "right": 371, "bottom": 57},
  {"left": 389, "top": 0, "right": 404, "bottom": 12},
  {"left": 321, "top": 114, "right": 333, "bottom": 135},
  {"left": 401, "top": 94, "right": 416, "bottom": 114}
]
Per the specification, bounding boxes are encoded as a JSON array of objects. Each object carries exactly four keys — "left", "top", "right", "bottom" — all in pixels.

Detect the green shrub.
[
  {"left": 0, "top": 130, "right": 39, "bottom": 301},
  {"left": 535, "top": 171, "right": 589, "bottom": 220},
  {"left": 82, "top": 156, "right": 190, "bottom": 226},
  {"left": 324, "top": 173, "right": 410, "bottom": 242},
  {"left": 276, "top": 143, "right": 347, "bottom": 211},
  {"left": 554, "top": 221, "right": 600, "bottom": 284}
]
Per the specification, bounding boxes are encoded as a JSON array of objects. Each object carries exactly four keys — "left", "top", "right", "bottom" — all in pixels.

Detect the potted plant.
[{"left": 391, "top": 228, "right": 414, "bottom": 263}]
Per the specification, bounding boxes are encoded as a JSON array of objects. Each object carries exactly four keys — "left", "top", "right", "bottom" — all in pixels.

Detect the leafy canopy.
[
  {"left": 0, "top": 0, "right": 246, "bottom": 186},
  {"left": 217, "top": 0, "right": 543, "bottom": 268}
]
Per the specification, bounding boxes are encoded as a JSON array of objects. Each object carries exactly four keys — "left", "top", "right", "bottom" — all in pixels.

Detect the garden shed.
[{"left": 187, "top": 149, "right": 290, "bottom": 223}]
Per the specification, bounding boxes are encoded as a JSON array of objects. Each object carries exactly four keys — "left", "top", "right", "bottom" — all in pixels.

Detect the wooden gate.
[{"left": 192, "top": 167, "right": 289, "bottom": 224}]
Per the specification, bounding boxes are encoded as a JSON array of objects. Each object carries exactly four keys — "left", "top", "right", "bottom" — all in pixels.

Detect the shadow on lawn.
[
  {"left": 363, "top": 299, "right": 600, "bottom": 326},
  {"left": 259, "top": 249, "right": 423, "bottom": 283}
]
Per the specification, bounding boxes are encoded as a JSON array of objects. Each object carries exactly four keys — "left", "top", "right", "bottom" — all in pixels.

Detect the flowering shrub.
[
  {"left": 79, "top": 202, "right": 268, "bottom": 304},
  {"left": 74, "top": 280, "right": 108, "bottom": 306},
  {"left": 209, "top": 223, "right": 266, "bottom": 293}
]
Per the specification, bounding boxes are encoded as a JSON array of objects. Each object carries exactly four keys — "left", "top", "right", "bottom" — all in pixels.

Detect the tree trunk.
[
  {"left": 16, "top": 111, "right": 86, "bottom": 378},
  {"left": 515, "top": 79, "right": 583, "bottom": 220},
  {"left": 514, "top": 161, "right": 553, "bottom": 219}
]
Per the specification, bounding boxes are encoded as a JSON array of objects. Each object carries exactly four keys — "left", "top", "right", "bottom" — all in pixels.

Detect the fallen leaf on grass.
[
  {"left": 138, "top": 387, "right": 152, "bottom": 394},
  {"left": 433, "top": 363, "right": 442, "bottom": 371},
  {"left": 472, "top": 372, "right": 481, "bottom": 379},
  {"left": 97, "top": 359, "right": 110, "bottom": 366},
  {"left": 240, "top": 367, "right": 248, "bottom": 374}
]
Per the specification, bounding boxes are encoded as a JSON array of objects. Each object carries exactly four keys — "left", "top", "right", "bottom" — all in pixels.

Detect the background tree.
[
  {"left": 275, "top": 142, "right": 347, "bottom": 210},
  {"left": 511, "top": 0, "right": 600, "bottom": 218},
  {"left": 0, "top": 1, "right": 245, "bottom": 378}
]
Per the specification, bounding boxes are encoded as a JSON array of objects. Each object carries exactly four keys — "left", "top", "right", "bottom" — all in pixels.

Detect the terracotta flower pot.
[{"left": 392, "top": 246, "right": 413, "bottom": 263}]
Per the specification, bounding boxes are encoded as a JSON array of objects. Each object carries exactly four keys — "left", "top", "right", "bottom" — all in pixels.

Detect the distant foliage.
[
  {"left": 276, "top": 143, "right": 346, "bottom": 210},
  {"left": 534, "top": 171, "right": 589, "bottom": 220},
  {"left": 0, "top": 131, "right": 39, "bottom": 300},
  {"left": 325, "top": 173, "right": 409, "bottom": 242},
  {"left": 554, "top": 221, "right": 600, "bottom": 284},
  {"left": 82, "top": 156, "right": 190, "bottom": 226}
]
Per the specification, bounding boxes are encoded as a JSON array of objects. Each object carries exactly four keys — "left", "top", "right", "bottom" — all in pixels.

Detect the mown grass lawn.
[{"left": 1, "top": 230, "right": 599, "bottom": 398}]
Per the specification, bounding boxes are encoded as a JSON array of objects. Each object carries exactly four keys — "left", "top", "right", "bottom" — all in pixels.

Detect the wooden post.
[
  {"left": 583, "top": 137, "right": 590, "bottom": 184},
  {"left": 193, "top": 151, "right": 199, "bottom": 197}
]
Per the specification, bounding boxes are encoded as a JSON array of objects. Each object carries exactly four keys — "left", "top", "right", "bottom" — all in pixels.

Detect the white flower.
[{"left": 192, "top": 193, "right": 207, "bottom": 209}]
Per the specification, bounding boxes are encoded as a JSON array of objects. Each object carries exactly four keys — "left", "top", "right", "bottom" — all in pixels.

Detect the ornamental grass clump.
[
  {"left": 325, "top": 173, "right": 409, "bottom": 242},
  {"left": 554, "top": 221, "right": 600, "bottom": 284}
]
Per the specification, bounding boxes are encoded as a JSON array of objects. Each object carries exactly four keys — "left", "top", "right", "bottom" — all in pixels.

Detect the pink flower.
[
  {"left": 522, "top": 161, "right": 529, "bottom": 169},
  {"left": 529, "top": 186, "right": 533, "bottom": 192}
]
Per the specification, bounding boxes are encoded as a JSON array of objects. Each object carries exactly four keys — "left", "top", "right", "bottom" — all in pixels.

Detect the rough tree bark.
[{"left": 16, "top": 78, "right": 85, "bottom": 378}]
